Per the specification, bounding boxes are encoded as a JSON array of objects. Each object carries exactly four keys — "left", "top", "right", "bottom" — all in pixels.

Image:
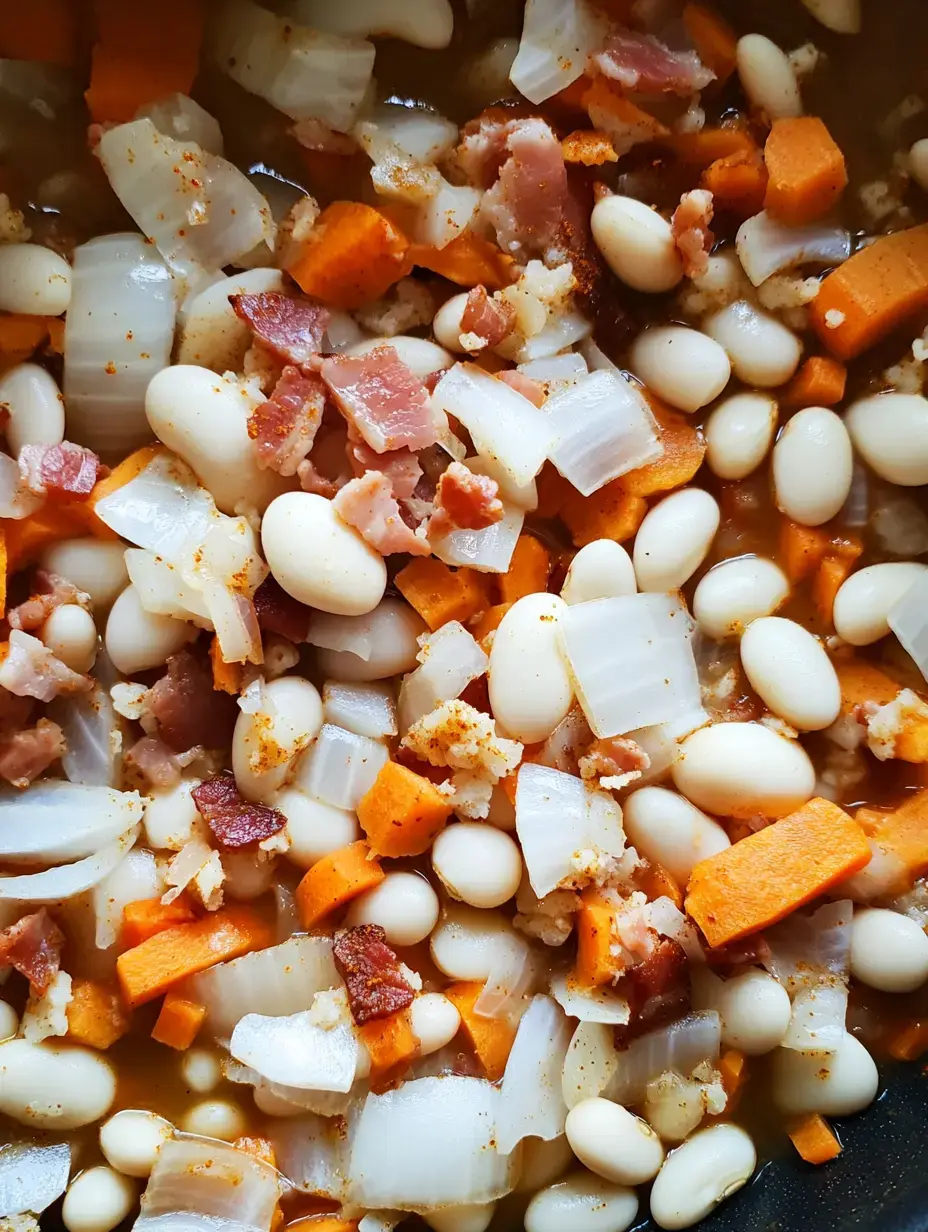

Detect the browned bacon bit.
[
  {"left": 483, "top": 118, "right": 571, "bottom": 259},
  {"left": 613, "top": 938, "right": 691, "bottom": 1048},
  {"left": 348, "top": 433, "right": 423, "bottom": 502},
  {"left": 579, "top": 736, "right": 650, "bottom": 783},
  {"left": 0, "top": 718, "right": 66, "bottom": 788},
  {"left": 593, "top": 29, "right": 715, "bottom": 95},
  {"left": 332, "top": 924, "right": 416, "bottom": 1026},
  {"left": 428, "top": 462, "right": 504, "bottom": 539},
  {"left": 19, "top": 442, "right": 102, "bottom": 500},
  {"left": 148, "top": 651, "right": 239, "bottom": 754},
  {"left": 321, "top": 346, "right": 440, "bottom": 454},
  {"left": 192, "top": 772, "right": 287, "bottom": 850},
  {"left": 8, "top": 570, "right": 91, "bottom": 632},
  {"left": 333, "top": 472, "right": 431, "bottom": 557},
  {"left": 0, "top": 909, "right": 65, "bottom": 995},
  {"left": 460, "top": 285, "right": 515, "bottom": 349},
  {"left": 231, "top": 292, "right": 330, "bottom": 367},
  {"left": 672, "top": 189, "right": 715, "bottom": 279},
  {"left": 497, "top": 369, "right": 546, "bottom": 407},
  {"left": 253, "top": 576, "right": 312, "bottom": 644},
  {"left": 247, "top": 366, "right": 327, "bottom": 477}
]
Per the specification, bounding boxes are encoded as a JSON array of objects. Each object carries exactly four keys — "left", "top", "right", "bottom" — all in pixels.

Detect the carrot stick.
[
  {"left": 835, "top": 659, "right": 901, "bottom": 716},
  {"left": 151, "top": 991, "right": 207, "bottom": 1050},
  {"left": 812, "top": 552, "right": 858, "bottom": 625},
  {"left": 575, "top": 889, "right": 619, "bottom": 987},
  {"left": 779, "top": 518, "right": 830, "bottom": 583},
  {"left": 0, "top": 314, "right": 52, "bottom": 368},
  {"left": 286, "top": 201, "right": 412, "bottom": 311},
  {"left": 717, "top": 1048, "right": 748, "bottom": 1111},
  {"left": 671, "top": 126, "right": 757, "bottom": 169},
  {"left": 620, "top": 398, "right": 707, "bottom": 497},
  {"left": 395, "top": 557, "right": 491, "bottom": 630},
  {"left": 685, "top": 798, "right": 872, "bottom": 947},
  {"left": 561, "top": 482, "right": 648, "bottom": 549},
  {"left": 682, "top": 3, "right": 738, "bottom": 84},
  {"left": 764, "top": 116, "right": 848, "bottom": 226},
  {"left": 357, "top": 762, "right": 453, "bottom": 858},
  {"left": 789, "top": 1113, "right": 842, "bottom": 1164},
  {"left": 444, "top": 981, "right": 517, "bottom": 1080},
  {"left": 66, "top": 979, "right": 131, "bottom": 1050},
  {"left": 116, "top": 905, "right": 272, "bottom": 1007},
  {"left": 295, "top": 841, "right": 385, "bottom": 929},
  {"left": 855, "top": 791, "right": 928, "bottom": 883},
  {"left": 701, "top": 148, "right": 769, "bottom": 218},
  {"left": 534, "top": 464, "right": 575, "bottom": 520},
  {"left": 562, "top": 130, "right": 619, "bottom": 166},
  {"left": 358, "top": 1008, "right": 419, "bottom": 1086},
  {"left": 120, "top": 895, "right": 197, "bottom": 950},
  {"left": 0, "top": 0, "right": 78, "bottom": 67},
  {"left": 781, "top": 356, "right": 847, "bottom": 409},
  {"left": 409, "top": 231, "right": 516, "bottom": 291},
  {"left": 886, "top": 1018, "right": 928, "bottom": 1062},
  {"left": 499, "top": 535, "right": 551, "bottom": 604}
]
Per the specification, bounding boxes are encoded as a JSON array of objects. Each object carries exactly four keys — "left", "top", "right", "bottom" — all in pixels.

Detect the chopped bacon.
[
  {"left": 0, "top": 687, "right": 33, "bottom": 733},
  {"left": 321, "top": 346, "right": 440, "bottom": 454},
  {"left": 332, "top": 924, "right": 416, "bottom": 1025},
  {"left": 19, "top": 442, "right": 102, "bottom": 501},
  {"left": 0, "top": 718, "right": 65, "bottom": 788},
  {"left": 8, "top": 570, "right": 91, "bottom": 633},
  {"left": 672, "top": 189, "right": 715, "bottom": 279},
  {"left": 126, "top": 735, "right": 182, "bottom": 789},
  {"left": 247, "top": 366, "right": 327, "bottom": 477},
  {"left": 613, "top": 937, "right": 691, "bottom": 1048},
  {"left": 579, "top": 736, "right": 651, "bottom": 783},
  {"left": 428, "top": 462, "right": 504, "bottom": 538},
  {"left": 333, "top": 471, "right": 431, "bottom": 557},
  {"left": 192, "top": 773, "right": 287, "bottom": 850},
  {"left": 348, "top": 432, "right": 423, "bottom": 502},
  {"left": 148, "top": 651, "right": 239, "bottom": 754},
  {"left": 497, "top": 369, "right": 547, "bottom": 407},
  {"left": 460, "top": 285, "right": 515, "bottom": 350},
  {"left": 298, "top": 459, "right": 341, "bottom": 497},
  {"left": 253, "top": 576, "right": 312, "bottom": 644},
  {"left": 593, "top": 29, "right": 715, "bottom": 95},
  {"left": 231, "top": 292, "right": 330, "bottom": 367},
  {"left": 0, "top": 909, "right": 64, "bottom": 995},
  {"left": 456, "top": 111, "right": 516, "bottom": 190},
  {"left": 0, "top": 631, "right": 91, "bottom": 703},
  {"left": 482, "top": 118, "right": 571, "bottom": 259}
]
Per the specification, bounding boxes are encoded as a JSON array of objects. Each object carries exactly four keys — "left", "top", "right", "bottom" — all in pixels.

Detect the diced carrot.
[
  {"left": 781, "top": 356, "right": 847, "bottom": 409},
  {"left": 636, "top": 861, "right": 684, "bottom": 911},
  {"left": 499, "top": 534, "right": 551, "bottom": 604},
  {"left": 357, "top": 762, "right": 454, "bottom": 858},
  {"left": 583, "top": 79, "right": 670, "bottom": 151},
  {"left": 810, "top": 223, "right": 928, "bottom": 359},
  {"left": 120, "top": 895, "right": 197, "bottom": 950},
  {"left": 470, "top": 603, "right": 513, "bottom": 643},
  {"left": 66, "top": 979, "right": 131, "bottom": 1050},
  {"left": 210, "top": 635, "right": 243, "bottom": 695},
  {"left": 45, "top": 318, "right": 66, "bottom": 355},
  {"left": 0, "top": 314, "right": 51, "bottom": 367},
  {"left": 779, "top": 518, "right": 830, "bottom": 583},
  {"left": 886, "top": 1018, "right": 928, "bottom": 1062},
  {"left": 671, "top": 125, "right": 757, "bottom": 169},
  {"left": 233, "top": 1137, "right": 278, "bottom": 1169},
  {"left": 358, "top": 1008, "right": 419, "bottom": 1086},
  {"left": 561, "top": 482, "right": 648, "bottom": 549},
  {"left": 395, "top": 557, "right": 490, "bottom": 630},
  {"left": 620, "top": 398, "right": 707, "bottom": 497},
  {"left": 682, "top": 3, "right": 738, "bottom": 84},
  {"left": 0, "top": 526, "right": 6, "bottom": 619},
  {"left": 764, "top": 117, "right": 848, "bottom": 226},
  {"left": 445, "top": 981, "right": 518, "bottom": 1080},
  {"left": 575, "top": 889, "right": 619, "bottom": 987},
  {"left": 286, "top": 201, "right": 411, "bottom": 311},
  {"left": 409, "top": 231, "right": 516, "bottom": 291},
  {"left": 836, "top": 659, "right": 901, "bottom": 716},
  {"left": 717, "top": 1048, "right": 748, "bottom": 1111},
  {"left": 296, "top": 841, "right": 384, "bottom": 929},
  {"left": 151, "top": 991, "right": 206, "bottom": 1050},
  {"left": 856, "top": 790, "right": 928, "bottom": 880},
  {"left": 812, "top": 553, "right": 856, "bottom": 625},
  {"left": 788, "top": 1113, "right": 842, "bottom": 1165},
  {"left": 546, "top": 75, "right": 595, "bottom": 115},
  {"left": 687, "top": 798, "right": 871, "bottom": 947},
  {"left": 701, "top": 148, "right": 769, "bottom": 218},
  {"left": 116, "top": 906, "right": 272, "bottom": 1008},
  {"left": 0, "top": 0, "right": 78, "bottom": 67},
  {"left": 562, "top": 130, "right": 619, "bottom": 166},
  {"left": 534, "top": 463, "right": 575, "bottom": 519}
]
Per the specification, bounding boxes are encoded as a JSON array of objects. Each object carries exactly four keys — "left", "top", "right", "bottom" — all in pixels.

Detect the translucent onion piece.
[
  {"left": 94, "top": 450, "right": 215, "bottom": 561},
  {"left": 211, "top": 0, "right": 375, "bottom": 132},
  {"left": 735, "top": 210, "right": 851, "bottom": 287},
  {"left": 515, "top": 763, "right": 625, "bottom": 897},
  {"left": 230, "top": 1011, "right": 359, "bottom": 1092},
  {"left": 286, "top": 0, "right": 453, "bottom": 48},
  {"left": 398, "top": 622, "right": 488, "bottom": 732},
  {"left": 559, "top": 594, "right": 702, "bottom": 738},
  {"left": 0, "top": 453, "right": 42, "bottom": 520},
  {"left": 0, "top": 1141, "right": 71, "bottom": 1218},
  {"left": 628, "top": 709, "right": 709, "bottom": 786},
  {"left": 510, "top": 0, "right": 608, "bottom": 103},
  {"left": 496, "top": 995, "right": 571, "bottom": 1153},
  {"left": 270, "top": 1113, "right": 351, "bottom": 1201},
  {"left": 514, "top": 309, "right": 593, "bottom": 363},
  {"left": 125, "top": 549, "right": 211, "bottom": 624},
  {"left": 0, "top": 827, "right": 140, "bottom": 901},
  {"left": 519, "top": 351, "right": 588, "bottom": 389},
  {"left": 293, "top": 723, "right": 389, "bottom": 811},
  {"left": 323, "top": 681, "right": 397, "bottom": 740},
  {"left": 348, "top": 1076, "right": 514, "bottom": 1211},
  {"left": 432, "top": 363, "right": 557, "bottom": 486},
  {"left": 889, "top": 572, "right": 928, "bottom": 683},
  {"left": 550, "top": 972, "right": 631, "bottom": 1025},
  {"left": 136, "top": 1137, "right": 279, "bottom": 1232},
  {"left": 357, "top": 102, "right": 458, "bottom": 163},
  {"left": 49, "top": 682, "right": 122, "bottom": 788},
  {"left": 545, "top": 369, "right": 663, "bottom": 497},
  {"left": 137, "top": 92, "right": 224, "bottom": 153},
  {"left": 605, "top": 1010, "right": 721, "bottom": 1106},
  {"left": 783, "top": 983, "right": 849, "bottom": 1053},
  {"left": 64, "top": 233, "right": 175, "bottom": 458},
  {"left": 0, "top": 781, "right": 144, "bottom": 864},
  {"left": 225, "top": 1057, "right": 353, "bottom": 1117},
  {"left": 466, "top": 454, "right": 538, "bottom": 512},
  {"left": 430, "top": 504, "right": 524, "bottom": 574},
  {"left": 176, "top": 269, "right": 285, "bottom": 371},
  {"left": 764, "top": 899, "right": 852, "bottom": 1052},
  {"left": 562, "top": 1020, "right": 619, "bottom": 1110},
  {"left": 93, "top": 847, "right": 162, "bottom": 950},
  {"left": 414, "top": 179, "right": 482, "bottom": 249},
  {"left": 473, "top": 933, "right": 535, "bottom": 1019}
]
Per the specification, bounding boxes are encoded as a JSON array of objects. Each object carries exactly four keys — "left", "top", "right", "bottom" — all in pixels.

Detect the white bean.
[
  {"left": 348, "top": 334, "right": 453, "bottom": 378},
  {"left": 181, "top": 1048, "right": 223, "bottom": 1094},
  {"left": 316, "top": 597, "right": 426, "bottom": 681},
  {"left": 0, "top": 362, "right": 65, "bottom": 454},
  {"left": 104, "top": 585, "right": 196, "bottom": 675},
  {"left": 62, "top": 1167, "right": 136, "bottom": 1232},
  {"left": 516, "top": 1135, "right": 574, "bottom": 1193},
  {"left": 705, "top": 392, "right": 778, "bottom": 480},
  {"left": 176, "top": 268, "right": 285, "bottom": 372},
  {"left": 910, "top": 138, "right": 928, "bottom": 193},
  {"left": 40, "top": 539, "right": 129, "bottom": 610},
  {"left": 591, "top": 197, "right": 683, "bottom": 294},
  {"left": 0, "top": 1040, "right": 116, "bottom": 1129},
  {"left": 0, "top": 1000, "right": 18, "bottom": 1041},
  {"left": 0, "top": 243, "right": 72, "bottom": 315},
  {"left": 845, "top": 393, "right": 928, "bottom": 485},
  {"left": 800, "top": 0, "right": 861, "bottom": 34},
  {"left": 633, "top": 489, "right": 720, "bottom": 593},
  {"left": 772, "top": 1032, "right": 879, "bottom": 1116},
  {"left": 432, "top": 293, "right": 469, "bottom": 352},
  {"left": 566, "top": 1098, "right": 664, "bottom": 1185},
  {"left": 232, "top": 676, "right": 323, "bottom": 802},
  {"left": 222, "top": 849, "right": 276, "bottom": 900},
  {"left": 693, "top": 557, "right": 789, "bottom": 640},
  {"left": 561, "top": 540, "right": 637, "bottom": 605},
  {"left": 409, "top": 992, "right": 461, "bottom": 1056},
  {"left": 832, "top": 562, "right": 928, "bottom": 645},
  {"left": 179, "top": 1098, "right": 247, "bottom": 1141},
  {"left": 649, "top": 1124, "right": 756, "bottom": 1230},
  {"left": 276, "top": 788, "right": 360, "bottom": 867},
  {"left": 850, "top": 907, "right": 928, "bottom": 993},
  {"left": 99, "top": 1109, "right": 173, "bottom": 1178},
  {"left": 426, "top": 1203, "right": 495, "bottom": 1232},
  {"left": 40, "top": 604, "right": 98, "bottom": 674},
  {"left": 715, "top": 969, "right": 792, "bottom": 1054},
  {"left": 431, "top": 822, "right": 523, "bottom": 909},
  {"left": 736, "top": 34, "right": 802, "bottom": 119},
  {"left": 525, "top": 1171, "right": 638, "bottom": 1232},
  {"left": 347, "top": 871, "right": 440, "bottom": 945},
  {"left": 145, "top": 365, "right": 286, "bottom": 513},
  {"left": 704, "top": 301, "right": 802, "bottom": 387},
  {"left": 673, "top": 722, "right": 815, "bottom": 818},
  {"left": 773, "top": 407, "right": 853, "bottom": 526},
  {"left": 629, "top": 326, "right": 731, "bottom": 413},
  {"left": 622, "top": 786, "right": 730, "bottom": 884},
  {"left": 739, "top": 616, "right": 841, "bottom": 731},
  {"left": 143, "top": 779, "right": 200, "bottom": 851},
  {"left": 262, "top": 492, "right": 387, "bottom": 616},
  {"left": 430, "top": 904, "right": 517, "bottom": 980},
  {"left": 489, "top": 593, "right": 573, "bottom": 742},
  {"left": 296, "top": 0, "right": 454, "bottom": 49}
]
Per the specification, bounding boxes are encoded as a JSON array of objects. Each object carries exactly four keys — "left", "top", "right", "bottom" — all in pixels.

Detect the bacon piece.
[
  {"left": 579, "top": 736, "right": 650, "bottom": 783},
  {"left": 253, "top": 576, "right": 312, "bottom": 644},
  {"left": 482, "top": 118, "right": 570, "bottom": 258},
  {"left": 192, "top": 773, "right": 287, "bottom": 850},
  {"left": 126, "top": 735, "right": 182, "bottom": 789},
  {"left": 672, "top": 188, "right": 715, "bottom": 279},
  {"left": 428, "top": 462, "right": 504, "bottom": 538},
  {"left": 593, "top": 29, "right": 715, "bottom": 95},
  {"left": 298, "top": 459, "right": 341, "bottom": 497},
  {"left": 497, "top": 369, "right": 546, "bottom": 407},
  {"left": 460, "top": 286, "right": 515, "bottom": 349},
  {"left": 332, "top": 924, "right": 416, "bottom": 1025},
  {"left": 247, "top": 366, "right": 327, "bottom": 477},
  {"left": 321, "top": 346, "right": 440, "bottom": 454},
  {"left": 0, "top": 909, "right": 64, "bottom": 995},
  {"left": 148, "top": 651, "right": 239, "bottom": 754},
  {"left": 231, "top": 292, "right": 330, "bottom": 367},
  {"left": 348, "top": 432, "right": 423, "bottom": 502},
  {"left": 0, "top": 718, "right": 65, "bottom": 788},
  {"left": 456, "top": 111, "right": 515, "bottom": 190},
  {"left": 8, "top": 571, "right": 91, "bottom": 633},
  {"left": 19, "top": 442, "right": 102, "bottom": 501},
  {"left": 613, "top": 937, "right": 691, "bottom": 1048},
  {"left": 0, "top": 631, "right": 91, "bottom": 703},
  {"left": 333, "top": 471, "right": 431, "bottom": 557}
]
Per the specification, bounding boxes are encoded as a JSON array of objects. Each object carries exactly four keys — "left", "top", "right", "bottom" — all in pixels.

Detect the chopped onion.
[
  {"left": 562, "top": 1020, "right": 619, "bottom": 1109},
  {"left": 735, "top": 210, "right": 851, "bottom": 286},
  {"left": 605, "top": 1010, "right": 722, "bottom": 1106},
  {"left": 496, "top": 995, "right": 571, "bottom": 1153},
  {"left": 294, "top": 723, "right": 389, "bottom": 810},
  {"left": 474, "top": 933, "right": 535, "bottom": 1019},
  {"left": 125, "top": 549, "right": 211, "bottom": 625},
  {"left": 270, "top": 1113, "right": 351, "bottom": 1201},
  {"left": 628, "top": 709, "right": 709, "bottom": 786},
  {"left": 889, "top": 571, "right": 928, "bottom": 683},
  {"left": 231, "top": 1011, "right": 360, "bottom": 1092},
  {"left": 211, "top": 0, "right": 375, "bottom": 132},
  {"left": 873, "top": 496, "right": 928, "bottom": 556},
  {"left": 136, "top": 1137, "right": 279, "bottom": 1232},
  {"left": 0, "top": 1141, "right": 71, "bottom": 1218},
  {"left": 510, "top": 0, "right": 607, "bottom": 104},
  {"left": 0, "top": 453, "right": 42, "bottom": 520},
  {"left": 414, "top": 179, "right": 482, "bottom": 249},
  {"left": 357, "top": 102, "right": 458, "bottom": 163},
  {"left": 285, "top": 0, "right": 454, "bottom": 48},
  {"left": 431, "top": 504, "right": 524, "bottom": 574},
  {"left": 545, "top": 369, "right": 663, "bottom": 497},
  {"left": 93, "top": 847, "right": 162, "bottom": 949},
  {"left": 559, "top": 594, "right": 702, "bottom": 738},
  {"left": 94, "top": 450, "right": 215, "bottom": 561},
  {"left": 348, "top": 1076, "right": 514, "bottom": 1211},
  {"left": 176, "top": 268, "right": 285, "bottom": 371},
  {"left": 323, "top": 681, "right": 397, "bottom": 740},
  {"left": 0, "top": 781, "right": 144, "bottom": 864},
  {"left": 398, "top": 622, "right": 488, "bottom": 732},
  {"left": 516, "top": 762, "right": 625, "bottom": 897},
  {"left": 225, "top": 1056, "right": 353, "bottom": 1117},
  {"left": 783, "top": 983, "right": 849, "bottom": 1053},
  {"left": 550, "top": 972, "right": 630, "bottom": 1025},
  {"left": 137, "top": 92, "right": 224, "bottom": 154},
  {"left": 514, "top": 309, "right": 593, "bottom": 363},
  {"left": 432, "top": 363, "right": 557, "bottom": 487},
  {"left": 0, "top": 827, "right": 140, "bottom": 902},
  {"left": 519, "top": 352, "right": 588, "bottom": 397},
  {"left": 49, "top": 682, "right": 122, "bottom": 788},
  {"left": 764, "top": 900, "right": 852, "bottom": 1052},
  {"left": 466, "top": 454, "right": 538, "bottom": 512},
  {"left": 64, "top": 233, "right": 175, "bottom": 457}
]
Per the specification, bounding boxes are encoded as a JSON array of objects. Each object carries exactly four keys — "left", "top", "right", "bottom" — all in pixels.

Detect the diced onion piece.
[
  {"left": 230, "top": 1011, "right": 359, "bottom": 1092},
  {"left": 0, "top": 781, "right": 144, "bottom": 864},
  {"left": 466, "top": 455, "right": 537, "bottom": 512},
  {"left": 496, "top": 995, "right": 571, "bottom": 1153},
  {"left": 0, "top": 828, "right": 140, "bottom": 902},
  {"left": 323, "top": 681, "right": 397, "bottom": 740},
  {"left": 398, "top": 622, "right": 488, "bottom": 732},
  {"left": 414, "top": 180, "right": 482, "bottom": 249},
  {"left": 270, "top": 1113, "right": 351, "bottom": 1201},
  {"left": 64, "top": 233, "right": 175, "bottom": 457},
  {"left": 432, "top": 363, "right": 557, "bottom": 486},
  {"left": 764, "top": 899, "right": 852, "bottom": 1053},
  {"left": 0, "top": 454, "right": 42, "bottom": 521},
  {"left": 889, "top": 572, "right": 928, "bottom": 682},
  {"left": 211, "top": 0, "right": 375, "bottom": 132},
  {"left": 125, "top": 549, "right": 211, "bottom": 624},
  {"left": 294, "top": 723, "right": 389, "bottom": 810},
  {"left": 474, "top": 934, "right": 535, "bottom": 1019},
  {"left": 783, "top": 982, "right": 848, "bottom": 1052},
  {"left": 559, "top": 594, "right": 702, "bottom": 738},
  {"left": 137, "top": 92, "right": 224, "bottom": 154},
  {"left": 519, "top": 352, "right": 589, "bottom": 394},
  {"left": 430, "top": 504, "right": 524, "bottom": 574},
  {"left": 735, "top": 210, "right": 851, "bottom": 287},
  {"left": 545, "top": 369, "right": 663, "bottom": 497},
  {"left": 286, "top": 0, "right": 454, "bottom": 49},
  {"left": 357, "top": 102, "right": 458, "bottom": 163},
  {"left": 510, "top": 0, "right": 608, "bottom": 104},
  {"left": 136, "top": 1137, "right": 279, "bottom": 1232},
  {"left": 92, "top": 847, "right": 161, "bottom": 949},
  {"left": 348, "top": 1076, "right": 515, "bottom": 1211},
  {"left": 0, "top": 1141, "right": 71, "bottom": 1219},
  {"left": 94, "top": 451, "right": 216, "bottom": 561},
  {"left": 514, "top": 309, "right": 592, "bottom": 363},
  {"left": 628, "top": 709, "right": 710, "bottom": 786},
  {"left": 515, "top": 763, "right": 625, "bottom": 897},
  {"left": 49, "top": 683, "right": 122, "bottom": 788},
  {"left": 562, "top": 1020, "right": 619, "bottom": 1109},
  {"left": 605, "top": 1010, "right": 721, "bottom": 1106},
  {"left": 550, "top": 973, "right": 631, "bottom": 1025}
]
